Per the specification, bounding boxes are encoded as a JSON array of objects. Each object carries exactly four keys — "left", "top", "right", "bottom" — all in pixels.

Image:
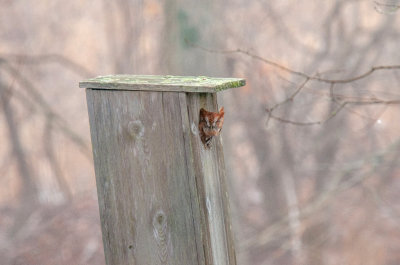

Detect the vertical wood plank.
[
  {"left": 178, "top": 93, "right": 208, "bottom": 265},
  {"left": 182, "top": 92, "right": 237, "bottom": 265},
  {"left": 86, "top": 89, "right": 200, "bottom": 265}
]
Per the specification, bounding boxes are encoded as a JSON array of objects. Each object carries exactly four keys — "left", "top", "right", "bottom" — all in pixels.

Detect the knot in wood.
[
  {"left": 127, "top": 120, "right": 144, "bottom": 139},
  {"left": 153, "top": 210, "right": 167, "bottom": 229},
  {"left": 152, "top": 210, "right": 169, "bottom": 263}
]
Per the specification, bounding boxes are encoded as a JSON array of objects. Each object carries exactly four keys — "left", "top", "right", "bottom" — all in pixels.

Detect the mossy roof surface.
[{"left": 79, "top": 75, "right": 245, "bottom": 93}]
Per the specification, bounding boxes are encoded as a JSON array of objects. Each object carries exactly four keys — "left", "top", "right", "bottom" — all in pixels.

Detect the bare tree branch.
[
  {"left": 187, "top": 42, "right": 400, "bottom": 126},
  {"left": 187, "top": 41, "right": 400, "bottom": 84},
  {"left": 0, "top": 54, "right": 94, "bottom": 77},
  {"left": 374, "top": 1, "right": 400, "bottom": 14},
  {"left": 0, "top": 60, "right": 92, "bottom": 159}
]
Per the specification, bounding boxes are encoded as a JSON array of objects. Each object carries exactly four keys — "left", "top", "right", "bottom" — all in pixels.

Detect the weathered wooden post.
[{"left": 80, "top": 75, "right": 245, "bottom": 265}]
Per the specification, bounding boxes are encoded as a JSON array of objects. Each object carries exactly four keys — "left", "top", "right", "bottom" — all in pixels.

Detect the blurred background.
[{"left": 1, "top": 0, "right": 400, "bottom": 264}]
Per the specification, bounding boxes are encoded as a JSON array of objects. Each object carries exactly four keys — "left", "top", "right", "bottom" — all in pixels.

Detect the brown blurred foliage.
[{"left": 1, "top": 0, "right": 400, "bottom": 264}]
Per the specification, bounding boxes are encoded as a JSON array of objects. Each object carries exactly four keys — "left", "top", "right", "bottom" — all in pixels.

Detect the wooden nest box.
[{"left": 80, "top": 75, "right": 245, "bottom": 265}]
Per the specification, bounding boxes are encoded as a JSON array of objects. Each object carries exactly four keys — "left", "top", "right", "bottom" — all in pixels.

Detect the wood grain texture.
[
  {"left": 80, "top": 75, "right": 245, "bottom": 93},
  {"left": 86, "top": 88, "right": 236, "bottom": 265}
]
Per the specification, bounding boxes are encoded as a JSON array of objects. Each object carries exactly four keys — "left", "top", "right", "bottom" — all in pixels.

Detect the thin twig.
[
  {"left": 266, "top": 78, "right": 310, "bottom": 126},
  {"left": 267, "top": 102, "right": 347, "bottom": 126},
  {"left": 267, "top": 97, "right": 400, "bottom": 126}
]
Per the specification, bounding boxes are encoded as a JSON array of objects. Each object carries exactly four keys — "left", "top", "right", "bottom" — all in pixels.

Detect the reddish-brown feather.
[{"left": 198, "top": 107, "right": 224, "bottom": 148}]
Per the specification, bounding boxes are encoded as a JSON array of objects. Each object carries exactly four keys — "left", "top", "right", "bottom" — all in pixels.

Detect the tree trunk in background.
[
  {"left": 161, "top": 0, "right": 225, "bottom": 76},
  {"left": 102, "top": 0, "right": 143, "bottom": 74},
  {"left": 0, "top": 78, "right": 38, "bottom": 236},
  {"left": 160, "top": 2, "right": 248, "bottom": 263}
]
